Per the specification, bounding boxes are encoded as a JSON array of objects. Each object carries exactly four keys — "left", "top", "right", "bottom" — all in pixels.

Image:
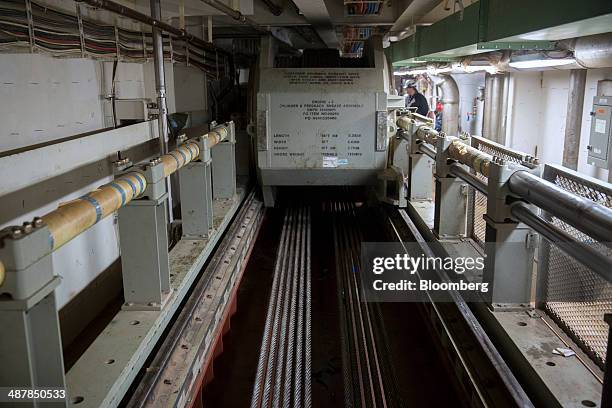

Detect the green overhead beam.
[
  {"left": 417, "top": 4, "right": 481, "bottom": 57},
  {"left": 387, "top": 0, "right": 612, "bottom": 65},
  {"left": 484, "top": 0, "right": 612, "bottom": 42}
]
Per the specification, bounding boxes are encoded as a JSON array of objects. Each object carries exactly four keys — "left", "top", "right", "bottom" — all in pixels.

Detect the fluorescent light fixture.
[
  {"left": 394, "top": 68, "right": 428, "bottom": 76},
  {"left": 509, "top": 58, "right": 576, "bottom": 69},
  {"left": 462, "top": 64, "right": 498, "bottom": 74},
  {"left": 428, "top": 66, "right": 452, "bottom": 75}
]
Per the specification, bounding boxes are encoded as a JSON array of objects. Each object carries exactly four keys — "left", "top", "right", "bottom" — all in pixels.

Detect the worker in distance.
[{"left": 404, "top": 83, "right": 430, "bottom": 117}]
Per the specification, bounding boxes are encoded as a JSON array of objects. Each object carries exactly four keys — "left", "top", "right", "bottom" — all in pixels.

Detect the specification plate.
[{"left": 269, "top": 92, "right": 376, "bottom": 168}]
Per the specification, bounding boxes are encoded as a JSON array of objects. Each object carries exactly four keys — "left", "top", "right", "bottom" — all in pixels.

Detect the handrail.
[
  {"left": 508, "top": 171, "right": 612, "bottom": 244},
  {"left": 449, "top": 164, "right": 487, "bottom": 194},
  {"left": 398, "top": 113, "right": 612, "bottom": 244},
  {"left": 417, "top": 142, "right": 437, "bottom": 159},
  {"left": 448, "top": 162, "right": 612, "bottom": 283},
  {"left": 511, "top": 203, "right": 612, "bottom": 284}
]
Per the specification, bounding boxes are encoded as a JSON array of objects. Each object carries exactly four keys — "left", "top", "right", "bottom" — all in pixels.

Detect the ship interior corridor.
[{"left": 1, "top": 1, "right": 612, "bottom": 408}]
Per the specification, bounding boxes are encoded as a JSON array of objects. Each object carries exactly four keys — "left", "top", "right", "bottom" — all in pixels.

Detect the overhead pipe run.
[
  {"left": 574, "top": 33, "right": 612, "bottom": 69},
  {"left": 198, "top": 0, "right": 269, "bottom": 33}
]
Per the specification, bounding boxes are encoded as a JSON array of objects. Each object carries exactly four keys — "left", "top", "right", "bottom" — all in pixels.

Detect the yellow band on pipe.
[{"left": 0, "top": 261, "right": 5, "bottom": 287}]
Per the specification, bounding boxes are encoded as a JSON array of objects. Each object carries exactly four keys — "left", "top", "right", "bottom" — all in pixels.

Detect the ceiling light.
[
  {"left": 462, "top": 64, "right": 498, "bottom": 74},
  {"left": 393, "top": 69, "right": 427, "bottom": 76},
  {"left": 508, "top": 58, "right": 576, "bottom": 69}
]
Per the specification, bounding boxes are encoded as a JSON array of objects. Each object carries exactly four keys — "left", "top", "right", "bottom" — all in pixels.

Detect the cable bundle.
[
  {"left": 0, "top": 0, "right": 227, "bottom": 78},
  {"left": 344, "top": 1, "right": 383, "bottom": 16}
]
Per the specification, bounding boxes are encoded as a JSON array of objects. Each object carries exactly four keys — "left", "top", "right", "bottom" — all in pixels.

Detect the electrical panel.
[{"left": 587, "top": 95, "right": 612, "bottom": 170}]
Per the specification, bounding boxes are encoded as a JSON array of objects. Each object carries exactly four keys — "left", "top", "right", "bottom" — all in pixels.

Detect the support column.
[
  {"left": 0, "top": 223, "right": 66, "bottom": 407},
  {"left": 211, "top": 124, "right": 236, "bottom": 199},
  {"left": 483, "top": 159, "right": 537, "bottom": 309},
  {"left": 563, "top": 69, "right": 587, "bottom": 170},
  {"left": 408, "top": 154, "right": 434, "bottom": 201},
  {"left": 433, "top": 135, "right": 467, "bottom": 238},
  {"left": 118, "top": 159, "right": 171, "bottom": 310},
  {"left": 179, "top": 138, "right": 214, "bottom": 238}
]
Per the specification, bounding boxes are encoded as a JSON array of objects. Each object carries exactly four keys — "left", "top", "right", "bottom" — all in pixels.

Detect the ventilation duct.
[
  {"left": 572, "top": 33, "right": 612, "bottom": 68},
  {"left": 431, "top": 74, "right": 459, "bottom": 135}
]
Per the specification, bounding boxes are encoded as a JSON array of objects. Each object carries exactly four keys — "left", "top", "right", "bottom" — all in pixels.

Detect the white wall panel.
[{"left": 0, "top": 54, "right": 104, "bottom": 152}]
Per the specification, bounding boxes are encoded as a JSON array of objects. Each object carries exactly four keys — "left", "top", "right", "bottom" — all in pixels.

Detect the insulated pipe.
[
  {"left": 448, "top": 139, "right": 492, "bottom": 177},
  {"left": 159, "top": 140, "right": 201, "bottom": 177},
  {"left": 396, "top": 115, "right": 438, "bottom": 144},
  {"left": 511, "top": 203, "right": 612, "bottom": 284},
  {"left": 43, "top": 171, "right": 148, "bottom": 251},
  {"left": 76, "top": 0, "right": 227, "bottom": 56},
  {"left": 562, "top": 69, "right": 587, "bottom": 170},
  {"left": 397, "top": 116, "right": 492, "bottom": 176},
  {"left": 574, "top": 33, "right": 612, "bottom": 69},
  {"left": 508, "top": 171, "right": 612, "bottom": 243},
  {"left": 30, "top": 125, "right": 228, "bottom": 252}
]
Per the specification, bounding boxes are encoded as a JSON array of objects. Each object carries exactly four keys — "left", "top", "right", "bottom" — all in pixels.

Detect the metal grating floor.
[{"left": 541, "top": 172, "right": 612, "bottom": 369}]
